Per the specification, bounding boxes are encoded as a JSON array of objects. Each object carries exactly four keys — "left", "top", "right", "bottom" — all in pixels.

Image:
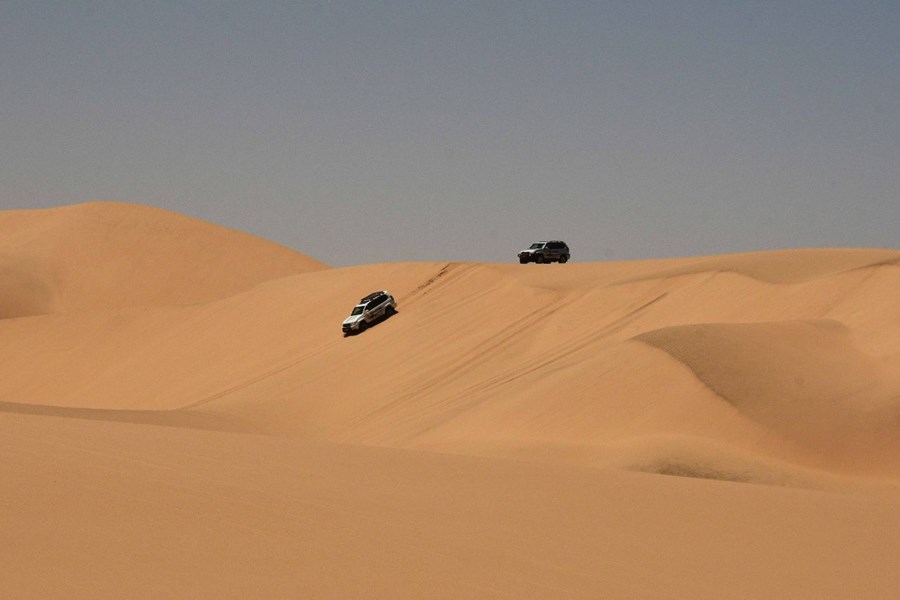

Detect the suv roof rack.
[{"left": 360, "top": 291, "right": 383, "bottom": 303}]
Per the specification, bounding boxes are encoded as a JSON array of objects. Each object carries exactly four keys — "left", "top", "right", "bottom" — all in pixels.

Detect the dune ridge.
[{"left": 3, "top": 202, "right": 900, "bottom": 598}]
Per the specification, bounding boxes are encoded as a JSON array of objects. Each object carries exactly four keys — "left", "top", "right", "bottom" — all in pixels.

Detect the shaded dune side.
[
  {"left": 636, "top": 320, "right": 900, "bottom": 473},
  {"left": 0, "top": 400, "right": 247, "bottom": 432},
  {"left": 0, "top": 201, "right": 327, "bottom": 316},
  {"left": 0, "top": 255, "right": 60, "bottom": 318}
]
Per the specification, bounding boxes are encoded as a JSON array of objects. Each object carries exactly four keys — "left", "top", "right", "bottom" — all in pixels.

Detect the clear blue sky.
[{"left": 2, "top": 1, "right": 898, "bottom": 265}]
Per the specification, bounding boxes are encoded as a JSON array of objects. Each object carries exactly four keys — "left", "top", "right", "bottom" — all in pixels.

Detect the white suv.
[{"left": 342, "top": 291, "right": 397, "bottom": 336}]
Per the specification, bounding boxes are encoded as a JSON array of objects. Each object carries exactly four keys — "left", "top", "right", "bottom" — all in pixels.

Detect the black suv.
[{"left": 517, "top": 241, "right": 570, "bottom": 264}]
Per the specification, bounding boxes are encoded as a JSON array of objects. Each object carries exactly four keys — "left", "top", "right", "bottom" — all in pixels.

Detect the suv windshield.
[
  {"left": 529, "top": 243, "right": 545, "bottom": 249},
  {"left": 350, "top": 306, "right": 365, "bottom": 316}
]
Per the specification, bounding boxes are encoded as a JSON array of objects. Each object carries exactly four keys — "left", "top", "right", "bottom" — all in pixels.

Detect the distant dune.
[
  {"left": 0, "top": 201, "right": 327, "bottom": 317},
  {"left": 2, "top": 202, "right": 899, "bottom": 599}
]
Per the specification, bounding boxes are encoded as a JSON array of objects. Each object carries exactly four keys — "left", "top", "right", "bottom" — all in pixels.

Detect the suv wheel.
[
  {"left": 519, "top": 257, "right": 528, "bottom": 264},
  {"left": 535, "top": 254, "right": 544, "bottom": 264},
  {"left": 559, "top": 254, "right": 568, "bottom": 263},
  {"left": 358, "top": 320, "right": 368, "bottom": 332}
]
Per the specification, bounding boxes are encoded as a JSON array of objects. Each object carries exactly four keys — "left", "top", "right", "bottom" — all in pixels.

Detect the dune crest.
[{"left": 618, "top": 247, "right": 900, "bottom": 285}]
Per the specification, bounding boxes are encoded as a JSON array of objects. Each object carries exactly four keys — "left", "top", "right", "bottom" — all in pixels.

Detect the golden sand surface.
[{"left": 2, "top": 202, "right": 899, "bottom": 598}]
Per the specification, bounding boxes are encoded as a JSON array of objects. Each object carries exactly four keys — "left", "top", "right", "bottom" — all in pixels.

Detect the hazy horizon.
[{"left": 2, "top": 1, "right": 898, "bottom": 266}]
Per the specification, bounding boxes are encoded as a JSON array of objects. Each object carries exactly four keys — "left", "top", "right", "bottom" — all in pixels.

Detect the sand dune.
[
  {"left": 2, "top": 202, "right": 900, "bottom": 598},
  {"left": 0, "top": 201, "right": 326, "bottom": 316},
  {"left": 638, "top": 320, "right": 900, "bottom": 470}
]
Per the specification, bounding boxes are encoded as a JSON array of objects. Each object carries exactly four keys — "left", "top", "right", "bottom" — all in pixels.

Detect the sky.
[{"left": 1, "top": 1, "right": 898, "bottom": 266}]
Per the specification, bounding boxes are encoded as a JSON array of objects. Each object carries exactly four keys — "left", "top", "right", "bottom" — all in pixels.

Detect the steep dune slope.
[
  {"left": 176, "top": 254, "right": 900, "bottom": 479},
  {"left": 0, "top": 201, "right": 327, "bottom": 316},
  {"left": 3, "top": 235, "right": 898, "bottom": 482}
]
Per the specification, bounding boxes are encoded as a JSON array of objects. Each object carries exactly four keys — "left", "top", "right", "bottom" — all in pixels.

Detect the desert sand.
[{"left": 2, "top": 201, "right": 899, "bottom": 598}]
